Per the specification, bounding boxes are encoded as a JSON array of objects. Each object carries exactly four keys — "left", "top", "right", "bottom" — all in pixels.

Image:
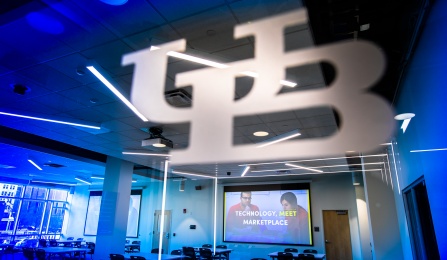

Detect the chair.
[
  {"left": 150, "top": 248, "right": 163, "bottom": 254},
  {"left": 110, "top": 253, "right": 125, "bottom": 260},
  {"left": 284, "top": 248, "right": 298, "bottom": 253},
  {"left": 171, "top": 249, "right": 182, "bottom": 255},
  {"left": 38, "top": 239, "right": 47, "bottom": 248},
  {"left": 297, "top": 253, "right": 315, "bottom": 260},
  {"left": 215, "top": 245, "right": 229, "bottom": 259},
  {"left": 202, "top": 244, "right": 212, "bottom": 248},
  {"left": 277, "top": 252, "right": 294, "bottom": 260},
  {"left": 22, "top": 247, "right": 35, "bottom": 260},
  {"left": 182, "top": 247, "right": 198, "bottom": 260},
  {"left": 130, "top": 256, "right": 146, "bottom": 260},
  {"left": 86, "top": 242, "right": 95, "bottom": 259},
  {"left": 130, "top": 241, "right": 140, "bottom": 252},
  {"left": 303, "top": 249, "right": 317, "bottom": 254},
  {"left": 49, "top": 239, "right": 58, "bottom": 247},
  {"left": 35, "top": 248, "right": 46, "bottom": 260},
  {"left": 199, "top": 248, "right": 220, "bottom": 260}
]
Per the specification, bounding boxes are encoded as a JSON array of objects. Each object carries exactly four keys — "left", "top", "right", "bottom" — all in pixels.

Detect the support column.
[{"left": 94, "top": 156, "right": 133, "bottom": 260}]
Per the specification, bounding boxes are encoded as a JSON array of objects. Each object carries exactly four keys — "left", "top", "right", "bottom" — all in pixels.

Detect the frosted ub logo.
[{"left": 123, "top": 9, "right": 394, "bottom": 165}]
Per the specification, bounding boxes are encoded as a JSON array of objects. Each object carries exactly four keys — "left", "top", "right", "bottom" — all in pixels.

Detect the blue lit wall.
[{"left": 394, "top": 0, "right": 447, "bottom": 258}]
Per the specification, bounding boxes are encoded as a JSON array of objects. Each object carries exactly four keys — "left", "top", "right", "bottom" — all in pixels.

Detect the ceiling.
[{"left": 0, "top": 0, "right": 425, "bottom": 185}]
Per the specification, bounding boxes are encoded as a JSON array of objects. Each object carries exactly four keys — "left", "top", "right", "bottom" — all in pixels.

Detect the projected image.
[
  {"left": 84, "top": 190, "right": 141, "bottom": 237},
  {"left": 224, "top": 184, "right": 312, "bottom": 245}
]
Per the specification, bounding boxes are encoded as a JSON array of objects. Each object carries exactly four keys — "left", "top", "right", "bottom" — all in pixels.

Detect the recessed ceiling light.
[{"left": 253, "top": 131, "right": 269, "bottom": 137}]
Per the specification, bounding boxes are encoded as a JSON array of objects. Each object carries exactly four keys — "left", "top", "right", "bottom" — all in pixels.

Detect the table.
[
  {"left": 43, "top": 247, "right": 88, "bottom": 259},
  {"left": 268, "top": 251, "right": 326, "bottom": 259},
  {"left": 125, "top": 252, "right": 187, "bottom": 260}
]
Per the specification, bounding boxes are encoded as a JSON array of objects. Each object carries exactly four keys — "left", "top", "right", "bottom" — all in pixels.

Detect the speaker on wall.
[{"left": 195, "top": 186, "right": 202, "bottom": 190}]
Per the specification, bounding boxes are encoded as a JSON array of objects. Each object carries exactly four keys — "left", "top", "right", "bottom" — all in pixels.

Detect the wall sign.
[{"left": 123, "top": 9, "right": 394, "bottom": 165}]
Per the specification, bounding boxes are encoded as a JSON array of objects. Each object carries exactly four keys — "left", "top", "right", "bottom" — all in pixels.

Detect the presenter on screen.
[
  {"left": 280, "top": 192, "right": 310, "bottom": 244},
  {"left": 226, "top": 191, "right": 261, "bottom": 233}
]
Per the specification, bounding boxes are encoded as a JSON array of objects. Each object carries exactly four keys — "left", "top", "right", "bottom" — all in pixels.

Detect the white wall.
[{"left": 364, "top": 171, "right": 403, "bottom": 259}]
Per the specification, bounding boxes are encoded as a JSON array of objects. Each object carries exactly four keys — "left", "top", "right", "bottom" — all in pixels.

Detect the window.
[{"left": 0, "top": 183, "right": 69, "bottom": 242}]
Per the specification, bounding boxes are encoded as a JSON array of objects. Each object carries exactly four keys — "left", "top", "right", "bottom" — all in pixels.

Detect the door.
[
  {"left": 403, "top": 178, "right": 439, "bottom": 259},
  {"left": 152, "top": 210, "right": 171, "bottom": 254},
  {"left": 323, "top": 210, "right": 353, "bottom": 260}
]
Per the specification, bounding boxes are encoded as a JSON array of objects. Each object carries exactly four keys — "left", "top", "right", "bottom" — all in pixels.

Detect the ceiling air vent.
[
  {"left": 43, "top": 163, "right": 66, "bottom": 168},
  {"left": 165, "top": 89, "right": 191, "bottom": 107}
]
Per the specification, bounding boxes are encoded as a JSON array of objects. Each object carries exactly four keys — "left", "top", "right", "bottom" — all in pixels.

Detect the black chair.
[
  {"left": 49, "top": 239, "right": 58, "bottom": 247},
  {"left": 277, "top": 252, "right": 294, "bottom": 260},
  {"left": 171, "top": 249, "right": 182, "bottom": 255},
  {"left": 297, "top": 253, "right": 315, "bottom": 260},
  {"left": 303, "top": 249, "right": 317, "bottom": 254},
  {"left": 284, "top": 248, "right": 298, "bottom": 253},
  {"left": 86, "top": 242, "right": 95, "bottom": 259},
  {"left": 35, "top": 248, "right": 47, "bottom": 260},
  {"left": 202, "top": 244, "right": 212, "bottom": 248},
  {"left": 150, "top": 248, "right": 163, "bottom": 254},
  {"left": 38, "top": 239, "right": 47, "bottom": 248},
  {"left": 130, "top": 256, "right": 146, "bottom": 260},
  {"left": 215, "top": 245, "right": 229, "bottom": 259},
  {"left": 130, "top": 241, "right": 141, "bottom": 252},
  {"left": 199, "top": 248, "right": 220, "bottom": 260},
  {"left": 182, "top": 247, "right": 198, "bottom": 260},
  {"left": 22, "top": 247, "right": 35, "bottom": 260},
  {"left": 110, "top": 253, "right": 125, "bottom": 260}
]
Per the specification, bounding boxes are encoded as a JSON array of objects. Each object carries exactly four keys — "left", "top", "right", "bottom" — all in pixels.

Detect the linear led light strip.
[
  {"left": 257, "top": 130, "right": 301, "bottom": 148},
  {"left": 74, "top": 177, "right": 91, "bottom": 185},
  {"left": 221, "top": 168, "right": 383, "bottom": 179},
  {"left": 172, "top": 170, "right": 217, "bottom": 179},
  {"left": 285, "top": 163, "right": 323, "bottom": 173},
  {"left": 241, "top": 166, "right": 250, "bottom": 177},
  {"left": 238, "top": 154, "right": 388, "bottom": 167},
  {"left": 32, "top": 180, "right": 76, "bottom": 186},
  {"left": 152, "top": 46, "right": 298, "bottom": 87},
  {"left": 249, "top": 162, "right": 385, "bottom": 173},
  {"left": 410, "top": 148, "right": 447, "bottom": 153},
  {"left": 28, "top": 159, "right": 42, "bottom": 171},
  {"left": 86, "top": 66, "right": 148, "bottom": 122},
  {"left": 122, "top": 151, "right": 171, "bottom": 157},
  {"left": 0, "top": 112, "right": 101, "bottom": 129}
]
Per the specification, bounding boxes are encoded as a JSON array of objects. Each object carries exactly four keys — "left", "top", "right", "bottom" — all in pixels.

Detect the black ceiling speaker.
[{"left": 12, "top": 84, "right": 29, "bottom": 95}]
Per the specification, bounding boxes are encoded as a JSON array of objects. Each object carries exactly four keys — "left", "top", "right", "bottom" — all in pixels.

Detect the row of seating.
[{"left": 250, "top": 248, "right": 318, "bottom": 260}]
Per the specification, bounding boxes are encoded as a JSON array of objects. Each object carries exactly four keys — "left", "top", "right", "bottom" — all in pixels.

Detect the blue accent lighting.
[{"left": 26, "top": 12, "right": 64, "bottom": 35}]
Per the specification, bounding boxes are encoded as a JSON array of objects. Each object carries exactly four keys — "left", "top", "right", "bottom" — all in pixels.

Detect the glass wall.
[{"left": 0, "top": 183, "right": 69, "bottom": 244}]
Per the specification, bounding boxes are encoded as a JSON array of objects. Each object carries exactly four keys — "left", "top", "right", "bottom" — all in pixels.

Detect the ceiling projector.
[
  {"left": 141, "top": 127, "right": 174, "bottom": 149},
  {"left": 142, "top": 138, "right": 173, "bottom": 149}
]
